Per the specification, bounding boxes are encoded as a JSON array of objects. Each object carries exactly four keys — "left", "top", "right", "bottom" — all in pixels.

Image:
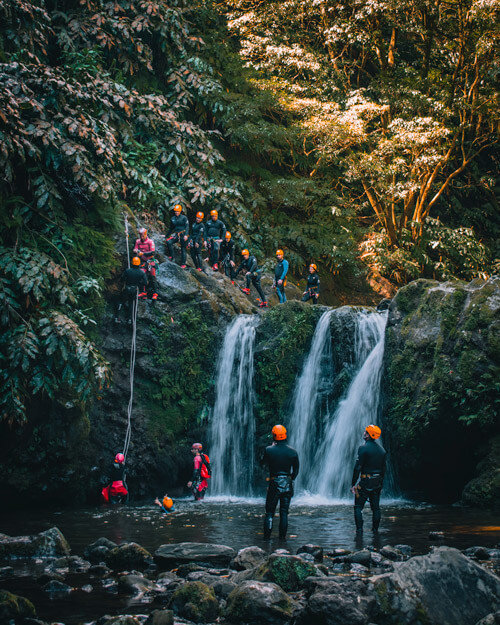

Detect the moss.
[
  {"left": 374, "top": 580, "right": 394, "bottom": 615},
  {"left": 0, "top": 590, "right": 36, "bottom": 620},
  {"left": 255, "top": 555, "right": 319, "bottom": 592},
  {"left": 169, "top": 581, "right": 219, "bottom": 623}
]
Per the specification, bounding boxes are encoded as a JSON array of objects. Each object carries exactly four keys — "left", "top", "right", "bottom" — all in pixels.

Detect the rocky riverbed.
[{"left": 1, "top": 525, "right": 500, "bottom": 625}]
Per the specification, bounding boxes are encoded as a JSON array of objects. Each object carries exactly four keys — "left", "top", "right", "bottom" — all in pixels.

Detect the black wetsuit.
[
  {"left": 115, "top": 267, "right": 148, "bottom": 321},
  {"left": 235, "top": 255, "right": 266, "bottom": 302},
  {"left": 108, "top": 462, "right": 128, "bottom": 504},
  {"left": 219, "top": 240, "right": 235, "bottom": 279},
  {"left": 166, "top": 214, "right": 189, "bottom": 264},
  {"left": 262, "top": 441, "right": 300, "bottom": 539},
  {"left": 189, "top": 221, "right": 205, "bottom": 269},
  {"left": 274, "top": 259, "right": 289, "bottom": 304},
  {"left": 352, "top": 438, "right": 386, "bottom": 532},
  {"left": 302, "top": 273, "right": 320, "bottom": 303},
  {"left": 205, "top": 219, "right": 226, "bottom": 266}
]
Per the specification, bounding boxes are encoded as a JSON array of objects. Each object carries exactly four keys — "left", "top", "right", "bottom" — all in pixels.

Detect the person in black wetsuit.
[
  {"left": 351, "top": 424, "right": 386, "bottom": 534},
  {"left": 204, "top": 210, "right": 226, "bottom": 270},
  {"left": 302, "top": 263, "right": 320, "bottom": 303},
  {"left": 235, "top": 249, "right": 268, "bottom": 307},
  {"left": 262, "top": 425, "right": 299, "bottom": 539},
  {"left": 219, "top": 231, "right": 236, "bottom": 281},
  {"left": 274, "top": 249, "right": 289, "bottom": 304},
  {"left": 114, "top": 256, "right": 148, "bottom": 323},
  {"left": 189, "top": 211, "right": 205, "bottom": 271},
  {"left": 165, "top": 204, "right": 189, "bottom": 267}
]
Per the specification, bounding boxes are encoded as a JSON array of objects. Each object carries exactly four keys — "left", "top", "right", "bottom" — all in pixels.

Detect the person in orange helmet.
[
  {"left": 351, "top": 425, "right": 386, "bottom": 534},
  {"left": 262, "top": 425, "right": 299, "bottom": 539},
  {"left": 274, "top": 249, "right": 288, "bottom": 304},
  {"left": 188, "top": 211, "right": 205, "bottom": 271},
  {"left": 133, "top": 227, "right": 159, "bottom": 300},
  {"left": 204, "top": 209, "right": 226, "bottom": 271},
  {"left": 187, "top": 443, "right": 211, "bottom": 501},
  {"left": 235, "top": 249, "right": 268, "bottom": 307},
  {"left": 219, "top": 231, "right": 236, "bottom": 281},
  {"left": 165, "top": 204, "right": 189, "bottom": 268},
  {"left": 114, "top": 256, "right": 148, "bottom": 324},
  {"left": 302, "top": 263, "right": 320, "bottom": 303}
]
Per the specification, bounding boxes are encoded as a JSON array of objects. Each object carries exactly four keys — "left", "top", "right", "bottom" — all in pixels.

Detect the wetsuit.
[
  {"left": 219, "top": 240, "right": 235, "bottom": 279},
  {"left": 302, "top": 273, "right": 320, "bottom": 303},
  {"left": 104, "top": 462, "right": 129, "bottom": 504},
  {"left": 205, "top": 219, "right": 226, "bottom": 266},
  {"left": 166, "top": 214, "right": 189, "bottom": 265},
  {"left": 235, "top": 255, "right": 266, "bottom": 302},
  {"left": 189, "top": 221, "right": 205, "bottom": 270},
  {"left": 191, "top": 454, "right": 209, "bottom": 500},
  {"left": 133, "top": 237, "right": 159, "bottom": 297},
  {"left": 262, "top": 441, "right": 299, "bottom": 539},
  {"left": 352, "top": 438, "right": 386, "bottom": 532},
  {"left": 274, "top": 259, "right": 289, "bottom": 304},
  {"left": 115, "top": 267, "right": 148, "bottom": 322}
]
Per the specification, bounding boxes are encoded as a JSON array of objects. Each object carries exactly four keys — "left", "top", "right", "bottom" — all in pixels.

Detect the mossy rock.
[
  {"left": 254, "top": 554, "right": 321, "bottom": 592},
  {"left": 0, "top": 589, "right": 36, "bottom": 620},
  {"left": 225, "top": 580, "right": 294, "bottom": 625},
  {"left": 168, "top": 581, "right": 219, "bottom": 623},
  {"left": 462, "top": 436, "right": 500, "bottom": 507},
  {"left": 105, "top": 542, "right": 152, "bottom": 571}
]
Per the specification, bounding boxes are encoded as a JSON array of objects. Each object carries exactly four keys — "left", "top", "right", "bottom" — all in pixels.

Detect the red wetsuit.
[{"left": 192, "top": 455, "right": 208, "bottom": 500}]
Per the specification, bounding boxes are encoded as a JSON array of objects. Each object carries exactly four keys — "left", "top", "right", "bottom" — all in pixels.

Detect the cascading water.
[
  {"left": 288, "top": 310, "right": 334, "bottom": 491},
  {"left": 208, "top": 315, "right": 259, "bottom": 496}
]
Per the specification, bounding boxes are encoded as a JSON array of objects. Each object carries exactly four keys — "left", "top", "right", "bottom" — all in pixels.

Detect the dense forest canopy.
[{"left": 0, "top": 0, "right": 498, "bottom": 425}]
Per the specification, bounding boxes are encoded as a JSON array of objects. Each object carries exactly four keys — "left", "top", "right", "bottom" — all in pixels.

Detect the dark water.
[{"left": 1, "top": 497, "right": 499, "bottom": 624}]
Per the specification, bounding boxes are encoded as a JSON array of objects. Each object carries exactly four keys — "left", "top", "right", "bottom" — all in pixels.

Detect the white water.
[
  {"left": 288, "top": 310, "right": 334, "bottom": 490},
  {"left": 208, "top": 315, "right": 259, "bottom": 495}
]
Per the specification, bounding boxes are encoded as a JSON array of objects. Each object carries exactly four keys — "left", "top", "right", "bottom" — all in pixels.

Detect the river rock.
[
  {"left": 105, "top": 542, "right": 152, "bottom": 570},
  {"left": 168, "top": 581, "right": 219, "bottom": 623},
  {"left": 117, "top": 574, "right": 154, "bottom": 595},
  {"left": 42, "top": 580, "right": 73, "bottom": 595},
  {"left": 297, "top": 544, "right": 323, "bottom": 562},
  {"left": 0, "top": 589, "right": 36, "bottom": 621},
  {"left": 475, "top": 612, "right": 500, "bottom": 625},
  {"left": 373, "top": 546, "right": 500, "bottom": 624},
  {"left": 394, "top": 544, "right": 412, "bottom": 557},
  {"left": 99, "top": 617, "right": 141, "bottom": 625},
  {"left": 89, "top": 563, "right": 112, "bottom": 577},
  {"left": 350, "top": 563, "right": 369, "bottom": 575},
  {"left": 37, "top": 572, "right": 65, "bottom": 585},
  {"left": 154, "top": 542, "right": 236, "bottom": 568},
  {"left": 464, "top": 546, "right": 491, "bottom": 560},
  {"left": 185, "top": 571, "right": 237, "bottom": 599},
  {"left": 0, "top": 527, "right": 70, "bottom": 558},
  {"left": 380, "top": 545, "right": 403, "bottom": 561},
  {"left": 144, "top": 609, "right": 174, "bottom": 625},
  {"left": 0, "top": 566, "right": 13, "bottom": 579},
  {"left": 346, "top": 549, "right": 372, "bottom": 566},
  {"left": 225, "top": 580, "right": 295, "bottom": 625},
  {"left": 84, "top": 537, "right": 118, "bottom": 562},
  {"left": 231, "top": 546, "right": 267, "bottom": 571},
  {"left": 49, "top": 555, "right": 91, "bottom": 573},
  {"left": 254, "top": 554, "right": 323, "bottom": 592}
]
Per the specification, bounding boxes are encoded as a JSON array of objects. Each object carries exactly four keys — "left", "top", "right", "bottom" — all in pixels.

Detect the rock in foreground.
[
  {"left": 225, "top": 580, "right": 295, "bottom": 625},
  {"left": 154, "top": 543, "right": 235, "bottom": 568},
  {"left": 0, "top": 527, "right": 70, "bottom": 559}
]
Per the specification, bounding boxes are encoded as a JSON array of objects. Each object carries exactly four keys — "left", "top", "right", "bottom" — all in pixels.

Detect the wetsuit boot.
[{"left": 264, "top": 513, "right": 273, "bottom": 539}]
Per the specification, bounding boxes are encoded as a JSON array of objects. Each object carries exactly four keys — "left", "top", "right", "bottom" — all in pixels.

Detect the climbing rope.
[{"left": 124, "top": 212, "right": 131, "bottom": 269}]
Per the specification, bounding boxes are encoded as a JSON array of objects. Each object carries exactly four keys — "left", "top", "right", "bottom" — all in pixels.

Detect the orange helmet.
[
  {"left": 309, "top": 263, "right": 317, "bottom": 271},
  {"left": 174, "top": 204, "right": 182, "bottom": 213},
  {"left": 132, "top": 256, "right": 141, "bottom": 266},
  {"left": 162, "top": 496, "right": 174, "bottom": 510},
  {"left": 196, "top": 211, "right": 204, "bottom": 219},
  {"left": 276, "top": 249, "right": 284, "bottom": 256},
  {"left": 225, "top": 232, "right": 232, "bottom": 240},
  {"left": 365, "top": 424, "right": 381, "bottom": 439},
  {"left": 272, "top": 425, "right": 287, "bottom": 441},
  {"left": 210, "top": 210, "right": 218, "bottom": 218},
  {"left": 241, "top": 249, "right": 249, "bottom": 256}
]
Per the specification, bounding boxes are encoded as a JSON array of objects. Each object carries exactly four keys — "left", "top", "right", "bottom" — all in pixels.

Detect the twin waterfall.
[{"left": 209, "top": 309, "right": 388, "bottom": 499}]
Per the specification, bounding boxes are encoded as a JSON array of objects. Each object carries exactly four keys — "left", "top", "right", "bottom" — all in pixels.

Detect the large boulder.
[
  {"left": 231, "top": 546, "right": 267, "bottom": 571},
  {"left": 105, "top": 543, "right": 152, "bottom": 571},
  {"left": 0, "top": 527, "right": 70, "bottom": 559},
  {"left": 154, "top": 542, "right": 235, "bottom": 568},
  {"left": 254, "top": 554, "right": 323, "bottom": 592},
  {"left": 117, "top": 574, "right": 155, "bottom": 596},
  {"left": 0, "top": 589, "right": 36, "bottom": 621},
  {"left": 225, "top": 580, "right": 295, "bottom": 625},
  {"left": 168, "top": 581, "right": 219, "bottom": 623},
  {"left": 476, "top": 613, "right": 500, "bottom": 625}
]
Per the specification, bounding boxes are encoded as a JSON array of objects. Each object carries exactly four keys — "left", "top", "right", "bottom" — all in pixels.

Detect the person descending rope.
[
  {"left": 187, "top": 443, "right": 211, "bottom": 501},
  {"left": 235, "top": 249, "right": 268, "bottom": 307},
  {"left": 302, "top": 263, "right": 320, "bottom": 303},
  {"left": 188, "top": 211, "right": 205, "bottom": 271},
  {"left": 273, "top": 249, "right": 289, "bottom": 304},
  {"left": 101, "top": 453, "right": 129, "bottom": 504},
  {"left": 351, "top": 425, "right": 386, "bottom": 534},
  {"left": 262, "top": 425, "right": 299, "bottom": 539},
  {"left": 204, "top": 210, "right": 226, "bottom": 271},
  {"left": 219, "top": 231, "right": 236, "bottom": 282},
  {"left": 114, "top": 257, "right": 148, "bottom": 324},
  {"left": 154, "top": 494, "right": 175, "bottom": 514},
  {"left": 133, "top": 228, "right": 159, "bottom": 300},
  {"left": 165, "top": 204, "right": 189, "bottom": 268}
]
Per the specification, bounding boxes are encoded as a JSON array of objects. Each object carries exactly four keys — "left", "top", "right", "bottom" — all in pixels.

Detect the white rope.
[
  {"left": 123, "top": 289, "right": 138, "bottom": 461},
  {"left": 124, "top": 213, "right": 130, "bottom": 269}
]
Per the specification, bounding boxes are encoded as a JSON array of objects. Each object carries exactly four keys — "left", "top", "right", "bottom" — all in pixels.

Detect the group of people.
[
  {"left": 103, "top": 423, "right": 386, "bottom": 537},
  {"left": 114, "top": 205, "right": 321, "bottom": 321}
]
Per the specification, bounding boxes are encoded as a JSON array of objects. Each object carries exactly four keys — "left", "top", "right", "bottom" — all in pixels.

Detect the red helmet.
[
  {"left": 115, "top": 453, "right": 125, "bottom": 464},
  {"left": 191, "top": 443, "right": 203, "bottom": 451},
  {"left": 272, "top": 425, "right": 287, "bottom": 441}
]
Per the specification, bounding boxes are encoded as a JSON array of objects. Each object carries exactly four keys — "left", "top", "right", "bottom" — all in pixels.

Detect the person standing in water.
[
  {"left": 262, "top": 425, "right": 299, "bottom": 539},
  {"left": 187, "top": 443, "right": 211, "bottom": 500},
  {"left": 351, "top": 424, "right": 386, "bottom": 534}
]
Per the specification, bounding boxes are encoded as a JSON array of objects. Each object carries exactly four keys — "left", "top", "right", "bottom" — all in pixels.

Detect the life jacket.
[{"left": 200, "top": 453, "right": 211, "bottom": 479}]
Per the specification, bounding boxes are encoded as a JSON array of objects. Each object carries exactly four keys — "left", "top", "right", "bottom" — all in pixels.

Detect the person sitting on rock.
[
  {"left": 273, "top": 249, "right": 288, "bottom": 304},
  {"left": 302, "top": 263, "right": 320, "bottom": 303},
  {"left": 101, "top": 453, "right": 129, "bottom": 504},
  {"left": 165, "top": 204, "right": 189, "bottom": 268},
  {"left": 189, "top": 211, "right": 205, "bottom": 271},
  {"left": 133, "top": 227, "right": 159, "bottom": 300},
  {"left": 114, "top": 256, "right": 148, "bottom": 324},
  {"left": 235, "top": 249, "right": 268, "bottom": 307},
  {"left": 154, "top": 494, "right": 175, "bottom": 513},
  {"left": 351, "top": 425, "right": 386, "bottom": 534},
  {"left": 204, "top": 210, "right": 226, "bottom": 271},
  {"left": 187, "top": 443, "right": 210, "bottom": 501},
  {"left": 219, "top": 231, "right": 236, "bottom": 282}
]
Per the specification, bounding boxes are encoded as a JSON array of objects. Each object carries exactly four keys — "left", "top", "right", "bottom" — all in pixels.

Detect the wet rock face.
[
  {"left": 384, "top": 276, "right": 500, "bottom": 505},
  {"left": 0, "top": 527, "right": 70, "bottom": 559},
  {"left": 225, "top": 580, "right": 295, "bottom": 625},
  {"left": 154, "top": 542, "right": 236, "bottom": 569}
]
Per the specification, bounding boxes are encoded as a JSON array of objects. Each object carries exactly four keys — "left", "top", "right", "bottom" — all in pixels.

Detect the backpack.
[{"left": 200, "top": 453, "right": 211, "bottom": 479}]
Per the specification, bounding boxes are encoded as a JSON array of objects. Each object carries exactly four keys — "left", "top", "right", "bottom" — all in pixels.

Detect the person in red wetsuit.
[
  {"left": 133, "top": 227, "right": 158, "bottom": 300},
  {"left": 187, "top": 443, "right": 210, "bottom": 500},
  {"left": 101, "top": 453, "right": 129, "bottom": 504}
]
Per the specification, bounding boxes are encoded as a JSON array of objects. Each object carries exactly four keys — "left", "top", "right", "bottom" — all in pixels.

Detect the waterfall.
[
  {"left": 208, "top": 315, "right": 259, "bottom": 496},
  {"left": 288, "top": 310, "right": 334, "bottom": 491},
  {"left": 314, "top": 311, "right": 388, "bottom": 497}
]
